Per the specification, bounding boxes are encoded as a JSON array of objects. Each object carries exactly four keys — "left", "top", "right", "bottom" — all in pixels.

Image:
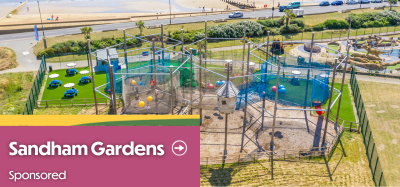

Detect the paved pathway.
[{"left": 0, "top": 39, "right": 40, "bottom": 74}]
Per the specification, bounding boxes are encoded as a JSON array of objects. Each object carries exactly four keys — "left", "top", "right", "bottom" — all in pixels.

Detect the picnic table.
[
  {"left": 49, "top": 80, "right": 62, "bottom": 87},
  {"left": 64, "top": 89, "right": 78, "bottom": 97},
  {"left": 66, "top": 69, "right": 78, "bottom": 75},
  {"left": 79, "top": 76, "right": 92, "bottom": 83}
]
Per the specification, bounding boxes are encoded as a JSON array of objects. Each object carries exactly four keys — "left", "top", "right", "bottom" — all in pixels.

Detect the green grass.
[
  {"left": 40, "top": 67, "right": 108, "bottom": 105},
  {"left": 327, "top": 44, "right": 338, "bottom": 54},
  {"left": 386, "top": 63, "right": 400, "bottom": 70},
  {"left": 0, "top": 72, "right": 35, "bottom": 115},
  {"left": 320, "top": 83, "right": 356, "bottom": 123}
]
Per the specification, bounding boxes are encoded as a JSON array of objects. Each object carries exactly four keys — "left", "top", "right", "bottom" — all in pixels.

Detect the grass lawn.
[
  {"left": 200, "top": 131, "right": 373, "bottom": 186},
  {"left": 40, "top": 67, "right": 108, "bottom": 106},
  {"left": 320, "top": 83, "right": 356, "bottom": 124},
  {"left": 386, "top": 63, "right": 400, "bottom": 70},
  {"left": 0, "top": 47, "right": 18, "bottom": 71},
  {"left": 0, "top": 72, "right": 35, "bottom": 115},
  {"left": 327, "top": 44, "right": 339, "bottom": 54},
  {"left": 357, "top": 80, "right": 400, "bottom": 186}
]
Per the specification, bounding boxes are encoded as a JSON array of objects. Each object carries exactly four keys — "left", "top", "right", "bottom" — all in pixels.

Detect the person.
[
  {"left": 56, "top": 16, "right": 59, "bottom": 21},
  {"left": 372, "top": 41, "right": 375, "bottom": 48},
  {"left": 203, "top": 6, "right": 205, "bottom": 12},
  {"left": 134, "top": 94, "right": 141, "bottom": 105},
  {"left": 150, "top": 79, "right": 155, "bottom": 89},
  {"left": 230, "top": 63, "right": 233, "bottom": 71},
  {"left": 272, "top": 6, "right": 274, "bottom": 11},
  {"left": 146, "top": 105, "right": 151, "bottom": 110},
  {"left": 227, "top": 5, "right": 228, "bottom": 10},
  {"left": 211, "top": 8, "right": 213, "bottom": 12},
  {"left": 66, "top": 69, "right": 70, "bottom": 74},
  {"left": 51, "top": 15, "right": 53, "bottom": 21},
  {"left": 27, "top": 7, "right": 29, "bottom": 12},
  {"left": 278, "top": 2, "right": 280, "bottom": 7},
  {"left": 72, "top": 86, "right": 77, "bottom": 91}
]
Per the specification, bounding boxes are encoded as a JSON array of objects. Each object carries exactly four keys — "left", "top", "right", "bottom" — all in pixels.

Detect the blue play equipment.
[
  {"left": 278, "top": 85, "right": 287, "bottom": 93},
  {"left": 64, "top": 89, "right": 78, "bottom": 97},
  {"left": 79, "top": 76, "right": 92, "bottom": 83},
  {"left": 49, "top": 80, "right": 62, "bottom": 87},
  {"left": 216, "top": 80, "right": 225, "bottom": 87},
  {"left": 66, "top": 69, "right": 78, "bottom": 75}
]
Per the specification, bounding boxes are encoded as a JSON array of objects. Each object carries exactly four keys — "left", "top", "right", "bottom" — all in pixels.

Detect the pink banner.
[{"left": 0, "top": 126, "right": 199, "bottom": 186}]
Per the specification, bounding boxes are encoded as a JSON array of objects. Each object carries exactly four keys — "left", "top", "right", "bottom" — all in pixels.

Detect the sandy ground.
[
  {"left": 0, "top": 5, "right": 18, "bottom": 18},
  {"left": 199, "top": 99, "right": 339, "bottom": 158}
]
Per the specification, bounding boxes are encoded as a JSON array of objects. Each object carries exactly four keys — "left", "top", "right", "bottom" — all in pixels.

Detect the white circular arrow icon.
[{"left": 172, "top": 140, "right": 187, "bottom": 156}]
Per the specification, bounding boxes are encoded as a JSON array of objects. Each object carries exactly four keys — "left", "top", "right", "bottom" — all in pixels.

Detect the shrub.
[
  {"left": 313, "top": 23, "right": 324, "bottom": 31},
  {"left": 257, "top": 19, "right": 281, "bottom": 28},
  {"left": 208, "top": 21, "right": 264, "bottom": 38},
  {"left": 279, "top": 24, "right": 302, "bottom": 33},
  {"left": 290, "top": 19, "right": 304, "bottom": 28},
  {"left": 324, "top": 19, "right": 349, "bottom": 29},
  {"left": 303, "top": 25, "right": 312, "bottom": 32},
  {"left": 36, "top": 47, "right": 55, "bottom": 58},
  {"left": 264, "top": 27, "right": 280, "bottom": 35}
]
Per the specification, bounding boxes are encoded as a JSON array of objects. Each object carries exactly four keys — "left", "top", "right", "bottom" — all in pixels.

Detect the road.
[{"left": 0, "top": 3, "right": 393, "bottom": 42}]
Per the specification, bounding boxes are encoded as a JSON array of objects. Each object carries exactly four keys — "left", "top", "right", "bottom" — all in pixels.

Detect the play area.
[{"left": 39, "top": 27, "right": 349, "bottom": 179}]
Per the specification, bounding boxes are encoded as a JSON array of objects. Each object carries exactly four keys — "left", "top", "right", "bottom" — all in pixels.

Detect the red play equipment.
[
  {"left": 229, "top": 74, "right": 240, "bottom": 81},
  {"left": 315, "top": 105, "right": 325, "bottom": 115}
]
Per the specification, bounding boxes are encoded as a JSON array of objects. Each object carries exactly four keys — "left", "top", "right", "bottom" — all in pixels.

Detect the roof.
[
  {"left": 216, "top": 81, "right": 239, "bottom": 98},
  {"left": 96, "top": 48, "right": 118, "bottom": 60}
]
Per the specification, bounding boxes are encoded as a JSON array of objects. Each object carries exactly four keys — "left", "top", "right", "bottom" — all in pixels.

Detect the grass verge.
[{"left": 0, "top": 47, "right": 18, "bottom": 71}]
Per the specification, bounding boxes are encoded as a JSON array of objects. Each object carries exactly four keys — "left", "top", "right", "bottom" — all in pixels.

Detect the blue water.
[{"left": 0, "top": 0, "right": 201, "bottom": 13}]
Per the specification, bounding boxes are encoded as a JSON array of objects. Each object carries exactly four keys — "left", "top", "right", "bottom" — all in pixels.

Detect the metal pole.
[
  {"left": 87, "top": 39, "right": 98, "bottom": 115},
  {"left": 152, "top": 39, "right": 158, "bottom": 114},
  {"left": 106, "top": 48, "right": 117, "bottom": 114},
  {"left": 123, "top": 29, "right": 128, "bottom": 73},
  {"left": 348, "top": 16, "right": 352, "bottom": 43},
  {"left": 321, "top": 58, "right": 338, "bottom": 147},
  {"left": 37, "top": 1, "right": 47, "bottom": 49},
  {"left": 205, "top": 21, "right": 208, "bottom": 85},
  {"left": 242, "top": 21, "right": 247, "bottom": 83},
  {"left": 240, "top": 43, "right": 251, "bottom": 153},
  {"left": 335, "top": 45, "right": 350, "bottom": 130},
  {"left": 304, "top": 33, "right": 314, "bottom": 107},
  {"left": 271, "top": 56, "right": 281, "bottom": 180},
  {"left": 169, "top": 0, "right": 172, "bottom": 24},
  {"left": 190, "top": 49, "right": 193, "bottom": 114},
  {"left": 222, "top": 59, "right": 231, "bottom": 168},
  {"left": 161, "top": 24, "right": 164, "bottom": 65},
  {"left": 199, "top": 41, "right": 203, "bottom": 124},
  {"left": 170, "top": 66, "right": 174, "bottom": 115}
]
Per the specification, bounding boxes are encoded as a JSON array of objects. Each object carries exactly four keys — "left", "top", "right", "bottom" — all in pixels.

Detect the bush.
[
  {"left": 290, "top": 19, "right": 304, "bottom": 28},
  {"left": 264, "top": 27, "right": 280, "bottom": 35},
  {"left": 257, "top": 19, "right": 281, "bottom": 28},
  {"left": 36, "top": 47, "right": 55, "bottom": 58},
  {"left": 279, "top": 24, "right": 302, "bottom": 33},
  {"left": 208, "top": 21, "right": 264, "bottom": 38},
  {"left": 346, "top": 10, "right": 400, "bottom": 29},
  {"left": 303, "top": 25, "right": 312, "bottom": 32},
  {"left": 313, "top": 23, "right": 324, "bottom": 31},
  {"left": 324, "top": 19, "right": 349, "bottom": 29}
]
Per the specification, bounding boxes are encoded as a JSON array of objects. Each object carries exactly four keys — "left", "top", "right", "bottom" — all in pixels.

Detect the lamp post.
[
  {"left": 37, "top": 0, "right": 47, "bottom": 49},
  {"left": 169, "top": 0, "right": 172, "bottom": 24}
]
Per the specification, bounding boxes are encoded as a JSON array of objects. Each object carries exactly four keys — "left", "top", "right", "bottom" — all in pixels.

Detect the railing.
[
  {"left": 350, "top": 68, "right": 387, "bottom": 186},
  {"left": 22, "top": 56, "right": 47, "bottom": 115},
  {"left": 36, "top": 98, "right": 114, "bottom": 107}
]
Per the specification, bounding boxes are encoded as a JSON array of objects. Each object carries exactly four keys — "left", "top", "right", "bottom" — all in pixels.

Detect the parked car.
[
  {"left": 288, "top": 1, "right": 301, "bottom": 8},
  {"left": 358, "top": 0, "right": 370, "bottom": 3},
  {"left": 320, "top": 1, "right": 330, "bottom": 6},
  {"left": 228, "top": 11, "right": 243, "bottom": 18},
  {"left": 331, "top": 0, "right": 344, "bottom": 5},
  {"left": 346, "top": 0, "right": 358, "bottom": 4},
  {"left": 371, "top": 0, "right": 382, "bottom": 3},
  {"left": 279, "top": 5, "right": 290, "bottom": 11}
]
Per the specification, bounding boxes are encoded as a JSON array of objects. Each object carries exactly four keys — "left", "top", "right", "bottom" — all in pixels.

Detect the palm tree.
[
  {"left": 136, "top": 20, "right": 145, "bottom": 36},
  {"left": 80, "top": 26, "right": 93, "bottom": 39},
  {"left": 282, "top": 9, "right": 296, "bottom": 30},
  {"left": 388, "top": 0, "right": 397, "bottom": 10}
]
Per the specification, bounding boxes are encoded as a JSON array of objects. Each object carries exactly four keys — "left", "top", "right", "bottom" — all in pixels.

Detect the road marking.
[{"left": 22, "top": 51, "right": 29, "bottom": 55}]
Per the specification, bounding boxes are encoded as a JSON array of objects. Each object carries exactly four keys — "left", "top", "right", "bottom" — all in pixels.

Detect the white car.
[{"left": 229, "top": 12, "right": 243, "bottom": 18}]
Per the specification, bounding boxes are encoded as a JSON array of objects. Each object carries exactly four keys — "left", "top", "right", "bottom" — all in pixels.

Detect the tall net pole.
[
  {"left": 153, "top": 39, "right": 158, "bottom": 114},
  {"left": 204, "top": 21, "right": 208, "bottom": 86},
  {"left": 335, "top": 45, "right": 350, "bottom": 131},
  {"left": 87, "top": 39, "right": 98, "bottom": 115},
  {"left": 199, "top": 41, "right": 203, "bottom": 124},
  {"left": 170, "top": 66, "right": 174, "bottom": 115},
  {"left": 106, "top": 48, "right": 117, "bottom": 114},
  {"left": 271, "top": 56, "right": 282, "bottom": 180},
  {"left": 321, "top": 58, "right": 338, "bottom": 147},
  {"left": 123, "top": 29, "right": 128, "bottom": 73},
  {"left": 242, "top": 21, "right": 247, "bottom": 83}
]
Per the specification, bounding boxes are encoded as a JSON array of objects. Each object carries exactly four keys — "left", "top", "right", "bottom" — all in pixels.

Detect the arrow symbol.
[{"left": 174, "top": 145, "right": 184, "bottom": 151}]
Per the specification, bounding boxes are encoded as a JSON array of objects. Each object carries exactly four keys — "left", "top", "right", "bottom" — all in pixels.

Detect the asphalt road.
[{"left": 0, "top": 2, "right": 393, "bottom": 42}]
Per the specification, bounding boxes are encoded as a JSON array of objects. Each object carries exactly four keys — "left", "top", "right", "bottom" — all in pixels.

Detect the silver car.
[{"left": 229, "top": 12, "right": 243, "bottom": 18}]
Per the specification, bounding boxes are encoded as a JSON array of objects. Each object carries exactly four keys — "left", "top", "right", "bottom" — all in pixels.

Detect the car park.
[
  {"left": 228, "top": 12, "right": 243, "bottom": 18},
  {"left": 358, "top": 0, "right": 370, "bottom": 3},
  {"left": 346, "top": 0, "right": 358, "bottom": 4},
  {"left": 319, "top": 1, "right": 330, "bottom": 6},
  {"left": 331, "top": 0, "right": 344, "bottom": 5}
]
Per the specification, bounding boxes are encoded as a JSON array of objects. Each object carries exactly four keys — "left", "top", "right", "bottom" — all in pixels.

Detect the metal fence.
[
  {"left": 350, "top": 68, "right": 387, "bottom": 187},
  {"left": 22, "top": 56, "right": 47, "bottom": 115}
]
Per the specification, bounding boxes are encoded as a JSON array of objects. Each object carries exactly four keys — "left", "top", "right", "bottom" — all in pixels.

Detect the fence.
[
  {"left": 36, "top": 98, "right": 116, "bottom": 108},
  {"left": 22, "top": 56, "right": 47, "bottom": 115},
  {"left": 350, "top": 68, "right": 387, "bottom": 186},
  {"left": 45, "top": 52, "right": 90, "bottom": 66}
]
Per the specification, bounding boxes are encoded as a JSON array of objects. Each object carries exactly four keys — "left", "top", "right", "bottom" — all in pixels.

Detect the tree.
[
  {"left": 388, "top": 0, "right": 397, "bottom": 10},
  {"left": 80, "top": 27, "right": 93, "bottom": 39},
  {"left": 136, "top": 20, "right": 145, "bottom": 36},
  {"left": 282, "top": 9, "right": 296, "bottom": 30}
]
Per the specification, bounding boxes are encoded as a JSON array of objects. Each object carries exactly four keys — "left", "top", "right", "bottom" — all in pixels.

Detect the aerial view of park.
[{"left": 1, "top": 0, "right": 399, "bottom": 186}]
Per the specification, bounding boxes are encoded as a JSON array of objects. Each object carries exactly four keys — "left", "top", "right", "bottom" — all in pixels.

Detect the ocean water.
[{"left": 0, "top": 0, "right": 199, "bottom": 13}]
